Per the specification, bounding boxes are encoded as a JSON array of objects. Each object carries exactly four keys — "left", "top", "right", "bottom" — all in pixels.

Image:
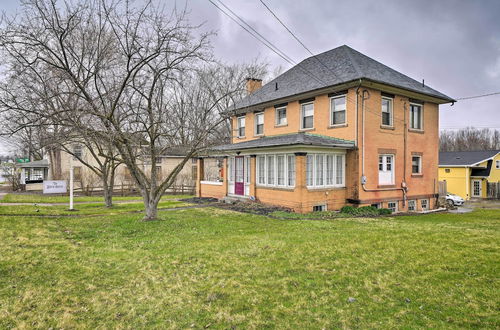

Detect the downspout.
[
  {"left": 355, "top": 79, "right": 362, "bottom": 147},
  {"left": 361, "top": 89, "right": 407, "bottom": 201}
]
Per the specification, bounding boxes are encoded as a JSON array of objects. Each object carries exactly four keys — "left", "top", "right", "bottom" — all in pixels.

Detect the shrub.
[{"left": 340, "top": 206, "right": 392, "bottom": 217}]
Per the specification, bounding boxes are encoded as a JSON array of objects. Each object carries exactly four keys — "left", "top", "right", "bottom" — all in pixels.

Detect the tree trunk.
[
  {"left": 102, "top": 174, "right": 113, "bottom": 208},
  {"left": 142, "top": 194, "right": 160, "bottom": 221}
]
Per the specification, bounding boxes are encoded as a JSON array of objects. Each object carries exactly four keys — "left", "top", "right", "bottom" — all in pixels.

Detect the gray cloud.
[{"left": 1, "top": 0, "right": 499, "bottom": 154}]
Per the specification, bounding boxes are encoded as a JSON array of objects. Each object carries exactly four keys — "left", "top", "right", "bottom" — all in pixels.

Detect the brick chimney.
[{"left": 245, "top": 77, "right": 262, "bottom": 95}]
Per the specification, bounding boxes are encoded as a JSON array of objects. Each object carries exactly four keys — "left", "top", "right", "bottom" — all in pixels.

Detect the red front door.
[{"left": 235, "top": 156, "right": 244, "bottom": 195}]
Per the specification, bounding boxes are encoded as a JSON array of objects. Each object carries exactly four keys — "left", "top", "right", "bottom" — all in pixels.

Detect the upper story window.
[
  {"left": 409, "top": 103, "right": 423, "bottom": 130},
  {"left": 330, "top": 95, "right": 346, "bottom": 126},
  {"left": 237, "top": 116, "right": 246, "bottom": 138},
  {"left": 301, "top": 102, "right": 314, "bottom": 129},
  {"left": 73, "top": 144, "right": 83, "bottom": 160},
  {"left": 275, "top": 106, "right": 287, "bottom": 126},
  {"left": 381, "top": 97, "right": 393, "bottom": 127},
  {"left": 254, "top": 112, "right": 264, "bottom": 136},
  {"left": 412, "top": 155, "right": 422, "bottom": 174}
]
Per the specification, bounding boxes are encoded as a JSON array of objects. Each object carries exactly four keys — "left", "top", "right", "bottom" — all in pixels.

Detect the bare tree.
[
  {"left": 440, "top": 127, "right": 500, "bottom": 151},
  {"left": 0, "top": 0, "right": 260, "bottom": 220}
]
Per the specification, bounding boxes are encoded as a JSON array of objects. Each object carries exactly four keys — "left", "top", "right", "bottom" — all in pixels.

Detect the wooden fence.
[
  {"left": 438, "top": 181, "right": 447, "bottom": 197},
  {"left": 487, "top": 182, "right": 500, "bottom": 199}
]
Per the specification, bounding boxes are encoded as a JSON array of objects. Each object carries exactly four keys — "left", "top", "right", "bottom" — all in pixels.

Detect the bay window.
[
  {"left": 256, "top": 154, "right": 296, "bottom": 188},
  {"left": 306, "top": 153, "right": 345, "bottom": 188}
]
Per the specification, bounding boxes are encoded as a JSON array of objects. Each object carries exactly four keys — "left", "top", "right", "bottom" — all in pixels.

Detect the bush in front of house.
[{"left": 340, "top": 206, "right": 392, "bottom": 216}]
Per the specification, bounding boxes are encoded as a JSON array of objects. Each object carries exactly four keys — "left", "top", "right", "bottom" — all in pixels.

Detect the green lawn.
[
  {"left": 0, "top": 208, "right": 498, "bottom": 328},
  {"left": 1, "top": 193, "right": 193, "bottom": 204}
]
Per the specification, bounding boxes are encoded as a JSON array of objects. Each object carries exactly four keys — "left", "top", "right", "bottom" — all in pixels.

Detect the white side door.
[
  {"left": 472, "top": 180, "right": 481, "bottom": 197},
  {"left": 378, "top": 155, "right": 394, "bottom": 185}
]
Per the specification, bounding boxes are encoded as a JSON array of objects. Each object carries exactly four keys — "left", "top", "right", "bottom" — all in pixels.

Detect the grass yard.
[
  {"left": 1, "top": 193, "right": 193, "bottom": 204},
  {"left": 0, "top": 207, "right": 498, "bottom": 328}
]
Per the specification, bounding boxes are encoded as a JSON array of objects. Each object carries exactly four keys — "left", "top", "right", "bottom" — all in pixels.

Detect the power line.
[
  {"left": 456, "top": 91, "right": 500, "bottom": 100},
  {"left": 258, "top": 0, "right": 340, "bottom": 81}
]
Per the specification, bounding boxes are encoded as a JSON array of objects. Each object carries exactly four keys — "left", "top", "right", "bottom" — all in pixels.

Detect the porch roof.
[
  {"left": 212, "top": 133, "right": 355, "bottom": 152},
  {"left": 18, "top": 159, "right": 49, "bottom": 168}
]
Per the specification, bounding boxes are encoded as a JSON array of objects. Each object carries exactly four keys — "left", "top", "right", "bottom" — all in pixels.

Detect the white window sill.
[
  {"left": 329, "top": 123, "right": 347, "bottom": 128},
  {"left": 299, "top": 127, "right": 315, "bottom": 131},
  {"left": 200, "top": 181, "right": 223, "bottom": 186},
  {"left": 275, "top": 123, "right": 287, "bottom": 127},
  {"left": 306, "top": 185, "right": 345, "bottom": 190}
]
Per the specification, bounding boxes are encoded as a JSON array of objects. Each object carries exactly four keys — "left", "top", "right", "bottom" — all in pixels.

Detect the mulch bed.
[{"left": 180, "top": 197, "right": 291, "bottom": 216}]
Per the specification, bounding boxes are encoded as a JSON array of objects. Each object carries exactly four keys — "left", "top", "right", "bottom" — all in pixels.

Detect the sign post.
[{"left": 69, "top": 161, "right": 74, "bottom": 210}]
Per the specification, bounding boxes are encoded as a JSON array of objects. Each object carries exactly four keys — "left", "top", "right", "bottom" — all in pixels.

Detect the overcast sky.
[{"left": 1, "top": 0, "right": 499, "bottom": 155}]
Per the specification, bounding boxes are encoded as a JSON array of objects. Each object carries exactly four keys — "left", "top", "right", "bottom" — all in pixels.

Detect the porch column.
[
  {"left": 295, "top": 152, "right": 307, "bottom": 213},
  {"left": 250, "top": 155, "right": 256, "bottom": 198},
  {"left": 196, "top": 158, "right": 204, "bottom": 197},
  {"left": 223, "top": 157, "right": 228, "bottom": 197}
]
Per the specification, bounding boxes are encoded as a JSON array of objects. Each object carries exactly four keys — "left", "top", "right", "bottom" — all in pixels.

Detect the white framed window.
[
  {"left": 237, "top": 116, "right": 246, "bottom": 137},
  {"left": 312, "top": 204, "right": 327, "bottom": 212},
  {"left": 301, "top": 102, "right": 314, "bottom": 129},
  {"left": 330, "top": 95, "right": 346, "bottom": 126},
  {"left": 275, "top": 106, "right": 287, "bottom": 126},
  {"left": 287, "top": 155, "right": 295, "bottom": 186},
  {"left": 412, "top": 155, "right": 422, "bottom": 174},
  {"left": 256, "top": 153, "right": 296, "bottom": 188},
  {"left": 267, "top": 155, "right": 275, "bottom": 185},
  {"left": 387, "top": 201, "right": 398, "bottom": 213},
  {"left": 496, "top": 160, "right": 500, "bottom": 169},
  {"left": 254, "top": 112, "right": 264, "bottom": 136},
  {"left": 32, "top": 168, "right": 43, "bottom": 180},
  {"left": 277, "top": 155, "right": 285, "bottom": 186},
  {"left": 257, "top": 156, "right": 266, "bottom": 184},
  {"left": 306, "top": 153, "right": 346, "bottom": 188},
  {"left": 228, "top": 157, "right": 234, "bottom": 182},
  {"left": 381, "top": 97, "right": 393, "bottom": 127},
  {"left": 379, "top": 154, "right": 394, "bottom": 185},
  {"left": 408, "top": 200, "right": 416, "bottom": 211},
  {"left": 245, "top": 156, "right": 251, "bottom": 183},
  {"left": 421, "top": 199, "right": 429, "bottom": 211},
  {"left": 410, "top": 103, "right": 423, "bottom": 130}
]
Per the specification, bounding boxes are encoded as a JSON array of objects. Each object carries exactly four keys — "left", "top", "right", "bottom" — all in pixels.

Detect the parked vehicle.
[{"left": 446, "top": 193, "right": 464, "bottom": 206}]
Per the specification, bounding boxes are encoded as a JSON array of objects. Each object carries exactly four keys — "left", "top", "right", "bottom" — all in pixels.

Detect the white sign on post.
[{"left": 43, "top": 180, "right": 67, "bottom": 194}]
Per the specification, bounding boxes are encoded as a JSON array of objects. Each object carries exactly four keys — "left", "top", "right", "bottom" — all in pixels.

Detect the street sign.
[{"left": 43, "top": 180, "right": 67, "bottom": 194}]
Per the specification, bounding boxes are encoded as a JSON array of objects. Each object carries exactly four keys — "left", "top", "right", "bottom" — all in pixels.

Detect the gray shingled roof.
[
  {"left": 234, "top": 45, "right": 455, "bottom": 112},
  {"left": 439, "top": 150, "right": 500, "bottom": 166},
  {"left": 213, "top": 133, "right": 355, "bottom": 151}
]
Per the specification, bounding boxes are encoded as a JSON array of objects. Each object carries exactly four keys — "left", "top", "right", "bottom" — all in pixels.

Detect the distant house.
[
  {"left": 16, "top": 145, "right": 196, "bottom": 193},
  {"left": 197, "top": 45, "right": 455, "bottom": 213},
  {"left": 439, "top": 150, "right": 500, "bottom": 199}
]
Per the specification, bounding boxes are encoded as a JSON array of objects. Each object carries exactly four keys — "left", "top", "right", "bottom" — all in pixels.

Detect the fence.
[
  {"left": 72, "top": 182, "right": 195, "bottom": 196},
  {"left": 487, "top": 182, "right": 500, "bottom": 199},
  {"left": 438, "top": 181, "right": 447, "bottom": 197}
]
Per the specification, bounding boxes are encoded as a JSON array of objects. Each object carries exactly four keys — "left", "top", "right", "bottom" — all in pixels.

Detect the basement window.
[
  {"left": 312, "top": 204, "right": 327, "bottom": 212},
  {"left": 421, "top": 199, "right": 429, "bottom": 211},
  {"left": 387, "top": 201, "right": 398, "bottom": 213},
  {"left": 408, "top": 200, "right": 416, "bottom": 211}
]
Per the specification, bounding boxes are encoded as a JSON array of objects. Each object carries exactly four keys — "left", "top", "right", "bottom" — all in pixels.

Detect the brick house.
[{"left": 196, "top": 45, "right": 455, "bottom": 213}]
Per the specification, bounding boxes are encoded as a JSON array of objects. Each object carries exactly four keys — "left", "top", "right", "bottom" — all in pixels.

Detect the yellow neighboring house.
[{"left": 439, "top": 150, "right": 500, "bottom": 199}]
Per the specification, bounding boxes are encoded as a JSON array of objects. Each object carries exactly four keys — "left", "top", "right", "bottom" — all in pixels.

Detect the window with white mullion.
[
  {"left": 257, "top": 156, "right": 265, "bottom": 185},
  {"left": 277, "top": 155, "right": 285, "bottom": 186},
  {"left": 326, "top": 155, "right": 334, "bottom": 185},
  {"left": 287, "top": 155, "right": 295, "bottom": 186},
  {"left": 306, "top": 153, "right": 345, "bottom": 188}
]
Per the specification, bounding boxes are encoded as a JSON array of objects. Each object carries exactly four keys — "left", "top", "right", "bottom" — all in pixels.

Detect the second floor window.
[
  {"left": 73, "top": 144, "right": 83, "bottom": 160},
  {"left": 410, "top": 104, "right": 423, "bottom": 130},
  {"left": 330, "top": 95, "right": 346, "bottom": 125},
  {"left": 255, "top": 113, "right": 264, "bottom": 135},
  {"left": 412, "top": 155, "right": 422, "bottom": 174},
  {"left": 381, "top": 97, "right": 393, "bottom": 126},
  {"left": 237, "top": 116, "right": 245, "bottom": 137},
  {"left": 275, "top": 106, "right": 287, "bottom": 126},
  {"left": 301, "top": 102, "right": 314, "bottom": 129}
]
